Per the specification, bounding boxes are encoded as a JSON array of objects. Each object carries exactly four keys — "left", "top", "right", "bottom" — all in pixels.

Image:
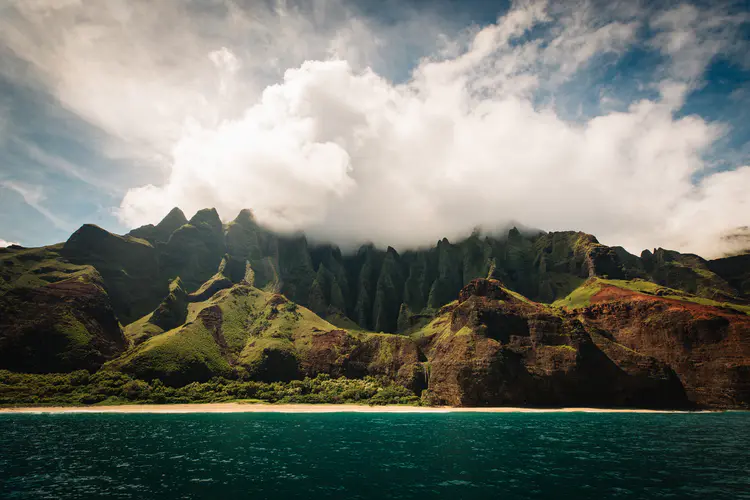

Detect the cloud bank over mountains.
[
  {"left": 0, "top": 239, "right": 20, "bottom": 248},
  {"left": 2, "top": 0, "right": 750, "bottom": 257}
]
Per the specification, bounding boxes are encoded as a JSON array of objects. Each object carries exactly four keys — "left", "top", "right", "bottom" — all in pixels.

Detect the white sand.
[{"left": 0, "top": 403, "right": 710, "bottom": 414}]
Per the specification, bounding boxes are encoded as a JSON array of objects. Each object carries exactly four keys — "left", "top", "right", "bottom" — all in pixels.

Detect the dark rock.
[
  {"left": 709, "top": 252, "right": 750, "bottom": 300},
  {"left": 458, "top": 278, "right": 510, "bottom": 302},
  {"left": 61, "top": 224, "right": 164, "bottom": 324},
  {"left": 128, "top": 207, "right": 188, "bottom": 244},
  {"left": 149, "top": 278, "right": 188, "bottom": 331},
  {"left": 424, "top": 279, "right": 690, "bottom": 408},
  {"left": 0, "top": 271, "right": 127, "bottom": 372},
  {"left": 579, "top": 296, "right": 750, "bottom": 409}
]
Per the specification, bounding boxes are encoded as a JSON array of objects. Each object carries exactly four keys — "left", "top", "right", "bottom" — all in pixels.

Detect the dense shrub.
[{"left": 0, "top": 370, "right": 422, "bottom": 407}]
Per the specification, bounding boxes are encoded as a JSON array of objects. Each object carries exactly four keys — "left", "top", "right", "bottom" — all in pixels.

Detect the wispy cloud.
[
  {"left": 0, "top": 180, "right": 70, "bottom": 231},
  {"left": 11, "top": 137, "right": 122, "bottom": 195}
]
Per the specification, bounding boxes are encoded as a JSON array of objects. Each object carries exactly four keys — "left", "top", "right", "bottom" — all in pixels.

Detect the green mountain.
[{"left": 1, "top": 207, "right": 749, "bottom": 408}]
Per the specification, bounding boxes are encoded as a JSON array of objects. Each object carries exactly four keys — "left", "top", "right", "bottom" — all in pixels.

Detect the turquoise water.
[{"left": 1, "top": 412, "right": 748, "bottom": 499}]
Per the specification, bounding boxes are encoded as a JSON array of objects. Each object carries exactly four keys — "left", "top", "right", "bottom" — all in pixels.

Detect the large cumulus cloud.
[
  {"left": 3, "top": 0, "right": 749, "bottom": 257},
  {"left": 120, "top": 1, "right": 750, "bottom": 257}
]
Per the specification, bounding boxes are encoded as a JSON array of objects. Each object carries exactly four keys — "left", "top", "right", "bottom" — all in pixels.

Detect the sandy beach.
[{"left": 0, "top": 403, "right": 707, "bottom": 414}]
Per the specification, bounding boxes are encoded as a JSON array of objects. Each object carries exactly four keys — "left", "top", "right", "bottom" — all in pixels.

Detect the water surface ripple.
[{"left": 1, "top": 412, "right": 748, "bottom": 499}]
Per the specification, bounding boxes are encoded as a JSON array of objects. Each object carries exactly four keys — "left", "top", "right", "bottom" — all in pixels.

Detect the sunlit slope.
[{"left": 111, "top": 283, "right": 426, "bottom": 388}]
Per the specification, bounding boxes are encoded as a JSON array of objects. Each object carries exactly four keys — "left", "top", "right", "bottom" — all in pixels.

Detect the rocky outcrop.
[
  {"left": 47, "top": 208, "right": 750, "bottom": 337},
  {"left": 15, "top": 207, "right": 750, "bottom": 339},
  {"left": 149, "top": 278, "right": 188, "bottom": 331},
  {"left": 577, "top": 286, "right": 750, "bottom": 408},
  {"left": 457, "top": 277, "right": 511, "bottom": 302},
  {"left": 160, "top": 208, "right": 225, "bottom": 292},
  {"left": 0, "top": 270, "right": 127, "bottom": 372},
  {"left": 642, "top": 248, "right": 738, "bottom": 302},
  {"left": 372, "top": 248, "right": 405, "bottom": 332},
  {"left": 420, "top": 279, "right": 689, "bottom": 408},
  {"left": 3, "top": 207, "right": 750, "bottom": 409},
  {"left": 128, "top": 207, "right": 188, "bottom": 244},
  {"left": 224, "top": 209, "right": 281, "bottom": 289},
  {"left": 187, "top": 273, "right": 233, "bottom": 302},
  {"left": 112, "top": 283, "right": 428, "bottom": 388}
]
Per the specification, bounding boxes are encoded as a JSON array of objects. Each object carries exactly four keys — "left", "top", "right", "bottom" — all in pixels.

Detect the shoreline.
[{"left": 0, "top": 403, "right": 717, "bottom": 414}]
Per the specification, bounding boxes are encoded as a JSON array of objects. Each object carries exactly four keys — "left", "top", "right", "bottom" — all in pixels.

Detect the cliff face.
[
  {"left": 641, "top": 248, "right": 739, "bottom": 302},
  {"left": 0, "top": 269, "right": 126, "bottom": 373},
  {"left": 418, "top": 279, "right": 689, "bottom": 408},
  {"left": 576, "top": 284, "right": 750, "bottom": 408}
]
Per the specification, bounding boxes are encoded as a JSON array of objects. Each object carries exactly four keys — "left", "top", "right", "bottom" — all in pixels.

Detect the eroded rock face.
[
  {"left": 301, "top": 329, "right": 427, "bottom": 393},
  {"left": 0, "top": 272, "right": 127, "bottom": 372},
  {"left": 457, "top": 278, "right": 510, "bottom": 302},
  {"left": 300, "top": 329, "right": 359, "bottom": 378},
  {"left": 160, "top": 209, "right": 225, "bottom": 293},
  {"left": 578, "top": 292, "right": 750, "bottom": 408},
  {"left": 149, "top": 278, "right": 188, "bottom": 331},
  {"left": 346, "top": 334, "right": 427, "bottom": 391},
  {"left": 422, "top": 279, "right": 689, "bottom": 408},
  {"left": 29, "top": 208, "right": 750, "bottom": 339}
]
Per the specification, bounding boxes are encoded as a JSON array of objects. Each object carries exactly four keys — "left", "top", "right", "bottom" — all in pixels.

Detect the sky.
[{"left": 0, "top": 0, "right": 749, "bottom": 258}]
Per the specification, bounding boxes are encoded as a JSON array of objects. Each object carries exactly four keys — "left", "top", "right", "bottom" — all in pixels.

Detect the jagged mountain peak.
[
  {"left": 127, "top": 207, "right": 188, "bottom": 244},
  {"left": 232, "top": 208, "right": 256, "bottom": 224},
  {"left": 189, "top": 207, "right": 222, "bottom": 227},
  {"left": 157, "top": 207, "right": 188, "bottom": 229}
]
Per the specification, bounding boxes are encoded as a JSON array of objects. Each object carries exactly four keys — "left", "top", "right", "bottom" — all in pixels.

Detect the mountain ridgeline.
[
  {"left": 1, "top": 207, "right": 749, "bottom": 409},
  {"left": 97, "top": 208, "right": 750, "bottom": 329}
]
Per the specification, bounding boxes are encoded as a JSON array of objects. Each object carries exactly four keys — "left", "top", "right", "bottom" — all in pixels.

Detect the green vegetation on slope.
[
  {"left": 641, "top": 248, "right": 739, "bottom": 302},
  {"left": 0, "top": 268, "right": 127, "bottom": 373},
  {"left": 7, "top": 207, "right": 749, "bottom": 340},
  {"left": 0, "top": 244, "right": 90, "bottom": 293},
  {"left": 113, "top": 320, "right": 233, "bottom": 385},
  {"left": 551, "top": 279, "right": 604, "bottom": 308},
  {"left": 61, "top": 224, "right": 166, "bottom": 324},
  {"left": 3, "top": 206, "right": 750, "bottom": 409},
  {"left": 112, "top": 282, "right": 379, "bottom": 385},
  {"left": 553, "top": 278, "right": 750, "bottom": 315}
]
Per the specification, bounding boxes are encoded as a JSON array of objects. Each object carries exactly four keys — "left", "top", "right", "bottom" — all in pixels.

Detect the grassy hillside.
[
  {"left": 553, "top": 278, "right": 750, "bottom": 315},
  {"left": 0, "top": 244, "right": 88, "bottom": 292},
  {"left": 110, "top": 281, "right": 425, "bottom": 387}
]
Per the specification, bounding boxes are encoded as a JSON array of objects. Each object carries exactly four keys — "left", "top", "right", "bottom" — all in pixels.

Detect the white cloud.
[
  {"left": 0, "top": 0, "right": 454, "bottom": 161},
  {"left": 117, "top": 1, "right": 750, "bottom": 257},
  {"left": 2, "top": 0, "right": 749, "bottom": 258},
  {"left": 0, "top": 239, "right": 20, "bottom": 248},
  {"left": 650, "top": 4, "right": 747, "bottom": 83}
]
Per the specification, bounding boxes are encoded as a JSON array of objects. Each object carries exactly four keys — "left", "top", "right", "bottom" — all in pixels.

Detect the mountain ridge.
[{"left": 1, "top": 207, "right": 748, "bottom": 408}]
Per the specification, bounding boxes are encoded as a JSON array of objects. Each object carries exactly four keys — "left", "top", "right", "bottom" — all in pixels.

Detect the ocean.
[{"left": 1, "top": 411, "right": 748, "bottom": 499}]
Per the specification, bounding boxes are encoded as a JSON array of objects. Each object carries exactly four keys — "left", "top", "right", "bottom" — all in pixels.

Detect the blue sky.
[{"left": 0, "top": 0, "right": 749, "bottom": 257}]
